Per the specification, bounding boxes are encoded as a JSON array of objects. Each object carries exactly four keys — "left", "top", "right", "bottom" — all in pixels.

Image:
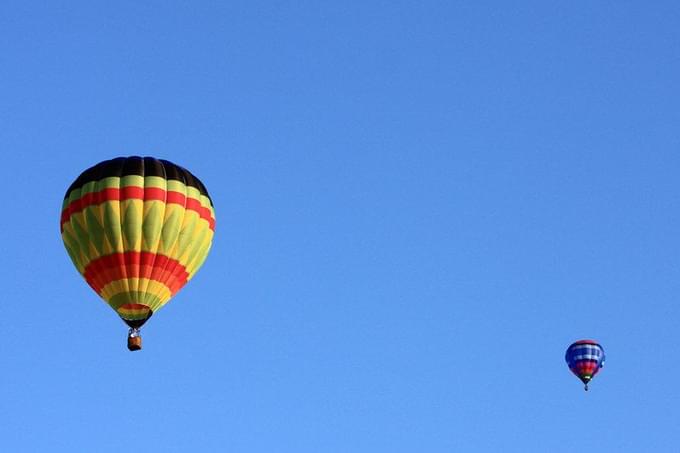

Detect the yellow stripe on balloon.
[{"left": 100, "top": 278, "right": 172, "bottom": 306}]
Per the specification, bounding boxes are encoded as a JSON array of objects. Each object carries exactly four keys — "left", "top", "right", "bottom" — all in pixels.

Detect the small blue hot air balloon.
[{"left": 565, "top": 340, "right": 605, "bottom": 391}]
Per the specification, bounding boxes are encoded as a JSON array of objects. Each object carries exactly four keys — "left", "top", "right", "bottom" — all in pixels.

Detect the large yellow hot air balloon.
[{"left": 60, "top": 156, "right": 215, "bottom": 350}]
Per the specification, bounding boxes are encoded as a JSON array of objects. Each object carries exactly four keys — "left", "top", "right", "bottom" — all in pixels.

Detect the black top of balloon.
[{"left": 64, "top": 156, "right": 213, "bottom": 207}]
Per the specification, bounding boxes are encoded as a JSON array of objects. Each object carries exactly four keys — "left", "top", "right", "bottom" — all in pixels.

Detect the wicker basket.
[{"left": 127, "top": 335, "right": 142, "bottom": 351}]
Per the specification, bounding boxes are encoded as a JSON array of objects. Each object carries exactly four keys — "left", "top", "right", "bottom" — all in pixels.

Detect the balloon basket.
[{"left": 127, "top": 329, "right": 142, "bottom": 351}]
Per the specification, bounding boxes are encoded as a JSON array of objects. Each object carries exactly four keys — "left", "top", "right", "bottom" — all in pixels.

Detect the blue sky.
[{"left": 1, "top": 1, "right": 679, "bottom": 451}]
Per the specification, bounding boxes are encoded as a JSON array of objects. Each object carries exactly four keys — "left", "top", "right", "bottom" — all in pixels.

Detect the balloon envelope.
[
  {"left": 61, "top": 156, "right": 215, "bottom": 329},
  {"left": 565, "top": 340, "right": 605, "bottom": 389}
]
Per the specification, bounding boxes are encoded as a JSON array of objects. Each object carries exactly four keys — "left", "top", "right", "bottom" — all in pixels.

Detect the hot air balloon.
[
  {"left": 60, "top": 157, "right": 215, "bottom": 351},
  {"left": 565, "top": 340, "right": 605, "bottom": 391}
]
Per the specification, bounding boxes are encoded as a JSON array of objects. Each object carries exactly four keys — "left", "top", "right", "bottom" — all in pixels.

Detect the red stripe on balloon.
[
  {"left": 83, "top": 252, "right": 189, "bottom": 295},
  {"left": 60, "top": 187, "right": 215, "bottom": 231},
  {"left": 119, "top": 303, "right": 149, "bottom": 310}
]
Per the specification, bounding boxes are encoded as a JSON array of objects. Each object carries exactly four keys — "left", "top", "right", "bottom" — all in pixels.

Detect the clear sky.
[{"left": 1, "top": 1, "right": 679, "bottom": 452}]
